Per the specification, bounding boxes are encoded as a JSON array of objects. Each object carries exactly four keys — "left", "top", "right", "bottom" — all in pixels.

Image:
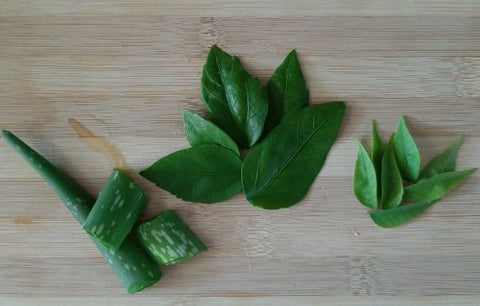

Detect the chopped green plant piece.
[
  {"left": 371, "top": 120, "right": 385, "bottom": 197},
  {"left": 1, "top": 130, "right": 162, "bottom": 294},
  {"left": 404, "top": 168, "right": 477, "bottom": 203},
  {"left": 394, "top": 117, "right": 420, "bottom": 181},
  {"left": 242, "top": 102, "right": 345, "bottom": 209},
  {"left": 264, "top": 49, "right": 309, "bottom": 134},
  {"left": 201, "top": 45, "right": 268, "bottom": 147},
  {"left": 83, "top": 169, "right": 148, "bottom": 250},
  {"left": 136, "top": 210, "right": 207, "bottom": 265},
  {"left": 381, "top": 134, "right": 403, "bottom": 210},
  {"left": 183, "top": 110, "right": 239, "bottom": 155},
  {"left": 370, "top": 201, "right": 436, "bottom": 228},
  {"left": 140, "top": 144, "right": 242, "bottom": 203},
  {"left": 353, "top": 140, "right": 378, "bottom": 209},
  {"left": 419, "top": 136, "right": 462, "bottom": 180}
]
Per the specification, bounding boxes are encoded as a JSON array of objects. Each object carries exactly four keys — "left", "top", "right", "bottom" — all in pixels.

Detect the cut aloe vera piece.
[
  {"left": 83, "top": 169, "right": 148, "bottom": 250},
  {"left": 136, "top": 210, "right": 207, "bottom": 265},
  {"left": 1, "top": 130, "right": 162, "bottom": 294}
]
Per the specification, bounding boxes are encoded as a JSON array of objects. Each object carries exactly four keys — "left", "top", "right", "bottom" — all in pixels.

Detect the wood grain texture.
[{"left": 0, "top": 1, "right": 479, "bottom": 305}]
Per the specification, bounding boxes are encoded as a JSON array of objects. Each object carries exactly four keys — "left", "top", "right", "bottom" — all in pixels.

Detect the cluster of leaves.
[
  {"left": 354, "top": 118, "right": 477, "bottom": 228},
  {"left": 141, "top": 45, "right": 346, "bottom": 209}
]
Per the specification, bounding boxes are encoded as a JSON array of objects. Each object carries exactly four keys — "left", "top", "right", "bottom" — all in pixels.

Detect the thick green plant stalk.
[
  {"left": 83, "top": 169, "right": 148, "bottom": 251},
  {"left": 1, "top": 130, "right": 162, "bottom": 294},
  {"left": 135, "top": 210, "right": 207, "bottom": 265}
]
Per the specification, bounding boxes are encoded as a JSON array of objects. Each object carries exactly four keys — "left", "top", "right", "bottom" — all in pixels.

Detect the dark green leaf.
[
  {"left": 394, "top": 117, "right": 421, "bottom": 181},
  {"left": 419, "top": 136, "right": 462, "bottom": 180},
  {"left": 264, "top": 50, "right": 309, "bottom": 134},
  {"left": 183, "top": 110, "right": 240, "bottom": 155},
  {"left": 381, "top": 134, "right": 404, "bottom": 210},
  {"left": 371, "top": 120, "right": 385, "bottom": 198},
  {"left": 353, "top": 140, "right": 378, "bottom": 209},
  {"left": 201, "top": 45, "right": 268, "bottom": 147},
  {"left": 242, "top": 102, "right": 346, "bottom": 209},
  {"left": 404, "top": 168, "right": 477, "bottom": 203},
  {"left": 140, "top": 144, "right": 243, "bottom": 203},
  {"left": 370, "top": 201, "right": 436, "bottom": 228}
]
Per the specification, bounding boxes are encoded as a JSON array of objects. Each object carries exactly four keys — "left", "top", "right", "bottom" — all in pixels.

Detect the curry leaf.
[
  {"left": 419, "top": 136, "right": 462, "bottom": 180},
  {"left": 404, "top": 168, "right": 477, "bottom": 203},
  {"left": 371, "top": 120, "right": 385, "bottom": 198},
  {"left": 381, "top": 134, "right": 404, "bottom": 210},
  {"left": 201, "top": 45, "right": 268, "bottom": 147},
  {"left": 353, "top": 140, "right": 378, "bottom": 209},
  {"left": 140, "top": 145, "right": 243, "bottom": 204},
  {"left": 183, "top": 110, "right": 240, "bottom": 155},
  {"left": 370, "top": 201, "right": 436, "bottom": 228},
  {"left": 394, "top": 117, "right": 420, "bottom": 181},
  {"left": 242, "top": 102, "right": 345, "bottom": 209},
  {"left": 263, "top": 50, "right": 309, "bottom": 134}
]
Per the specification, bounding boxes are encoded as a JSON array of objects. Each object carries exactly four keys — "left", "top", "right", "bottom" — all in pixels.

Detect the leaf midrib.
[{"left": 248, "top": 108, "right": 341, "bottom": 199}]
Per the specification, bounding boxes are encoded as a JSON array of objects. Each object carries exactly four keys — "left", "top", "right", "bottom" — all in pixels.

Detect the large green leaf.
[
  {"left": 140, "top": 145, "right": 243, "bottom": 203},
  {"left": 371, "top": 120, "right": 385, "bottom": 198},
  {"left": 183, "top": 110, "right": 239, "bottom": 155},
  {"left": 263, "top": 50, "right": 309, "bottom": 134},
  {"left": 242, "top": 102, "right": 346, "bottom": 209},
  {"left": 370, "top": 201, "right": 436, "bottom": 228},
  {"left": 394, "top": 117, "right": 421, "bottom": 181},
  {"left": 419, "top": 136, "right": 462, "bottom": 180},
  {"left": 353, "top": 140, "right": 378, "bottom": 209},
  {"left": 201, "top": 45, "right": 268, "bottom": 147},
  {"left": 381, "top": 134, "right": 404, "bottom": 210},
  {"left": 404, "top": 168, "right": 477, "bottom": 203}
]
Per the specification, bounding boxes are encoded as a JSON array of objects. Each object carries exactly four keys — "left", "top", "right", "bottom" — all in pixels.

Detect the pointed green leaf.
[
  {"left": 242, "top": 102, "right": 346, "bottom": 209},
  {"left": 353, "top": 140, "right": 378, "bottom": 209},
  {"left": 370, "top": 201, "right": 436, "bottom": 228},
  {"left": 201, "top": 45, "right": 268, "bottom": 147},
  {"left": 183, "top": 110, "right": 240, "bottom": 155},
  {"left": 404, "top": 168, "right": 477, "bottom": 203},
  {"left": 394, "top": 117, "right": 421, "bottom": 181},
  {"left": 371, "top": 120, "right": 385, "bottom": 198},
  {"left": 381, "top": 134, "right": 404, "bottom": 209},
  {"left": 419, "top": 136, "right": 462, "bottom": 180},
  {"left": 264, "top": 49, "right": 309, "bottom": 134},
  {"left": 140, "top": 144, "right": 242, "bottom": 203}
]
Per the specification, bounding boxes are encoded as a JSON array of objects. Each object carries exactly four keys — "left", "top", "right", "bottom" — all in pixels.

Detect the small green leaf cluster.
[
  {"left": 141, "top": 45, "right": 346, "bottom": 209},
  {"left": 353, "top": 118, "right": 476, "bottom": 228}
]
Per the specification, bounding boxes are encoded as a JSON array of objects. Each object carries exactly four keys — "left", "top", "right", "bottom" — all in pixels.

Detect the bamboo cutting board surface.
[{"left": 1, "top": 1, "right": 479, "bottom": 305}]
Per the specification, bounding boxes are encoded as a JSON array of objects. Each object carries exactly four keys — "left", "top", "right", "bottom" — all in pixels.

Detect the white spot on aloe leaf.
[
  {"left": 147, "top": 271, "right": 154, "bottom": 278},
  {"left": 111, "top": 220, "right": 116, "bottom": 227},
  {"left": 141, "top": 263, "right": 146, "bottom": 268},
  {"left": 119, "top": 200, "right": 125, "bottom": 208},
  {"left": 125, "top": 264, "right": 130, "bottom": 270},
  {"left": 96, "top": 224, "right": 105, "bottom": 235},
  {"left": 132, "top": 266, "right": 137, "bottom": 271},
  {"left": 109, "top": 249, "right": 115, "bottom": 255},
  {"left": 115, "top": 189, "right": 120, "bottom": 195},
  {"left": 126, "top": 212, "right": 132, "bottom": 220},
  {"left": 107, "top": 258, "right": 113, "bottom": 264},
  {"left": 129, "top": 182, "right": 135, "bottom": 189}
]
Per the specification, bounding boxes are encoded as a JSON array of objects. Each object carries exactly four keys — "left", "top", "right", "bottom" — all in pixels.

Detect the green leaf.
[
  {"left": 242, "top": 102, "right": 346, "bottom": 209},
  {"left": 263, "top": 49, "right": 309, "bottom": 134},
  {"left": 183, "top": 110, "right": 240, "bottom": 155},
  {"left": 404, "top": 168, "right": 477, "bottom": 203},
  {"left": 370, "top": 201, "right": 436, "bottom": 228},
  {"left": 140, "top": 144, "right": 243, "bottom": 203},
  {"left": 394, "top": 117, "right": 421, "bottom": 181},
  {"left": 371, "top": 120, "right": 385, "bottom": 198},
  {"left": 201, "top": 45, "right": 268, "bottom": 147},
  {"left": 419, "top": 136, "right": 462, "bottom": 180},
  {"left": 353, "top": 140, "right": 378, "bottom": 209},
  {"left": 381, "top": 134, "right": 404, "bottom": 210}
]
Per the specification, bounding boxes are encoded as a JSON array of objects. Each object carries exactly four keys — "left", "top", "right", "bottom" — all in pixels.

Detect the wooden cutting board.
[{"left": 1, "top": 1, "right": 479, "bottom": 305}]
